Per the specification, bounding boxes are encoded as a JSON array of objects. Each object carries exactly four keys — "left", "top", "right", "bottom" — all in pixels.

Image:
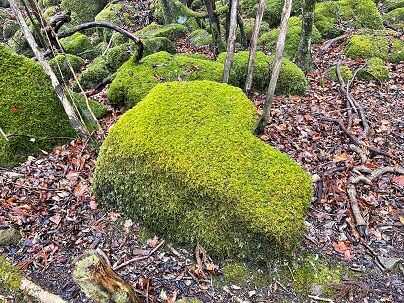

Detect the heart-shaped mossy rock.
[{"left": 93, "top": 80, "right": 313, "bottom": 261}]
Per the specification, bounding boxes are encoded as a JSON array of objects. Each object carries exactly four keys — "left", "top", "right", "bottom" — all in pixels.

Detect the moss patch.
[
  {"left": 258, "top": 16, "right": 322, "bottom": 59},
  {"left": 383, "top": 8, "right": 404, "bottom": 30},
  {"left": 94, "top": 81, "right": 313, "bottom": 261},
  {"left": 107, "top": 51, "right": 223, "bottom": 108},
  {"left": 189, "top": 29, "right": 213, "bottom": 46},
  {"left": 390, "top": 38, "right": 404, "bottom": 63},
  {"left": 60, "top": 32, "right": 93, "bottom": 59},
  {"left": 137, "top": 22, "right": 187, "bottom": 40},
  {"left": 60, "top": 0, "right": 107, "bottom": 25},
  {"left": 217, "top": 51, "right": 308, "bottom": 95},
  {"left": 344, "top": 34, "right": 389, "bottom": 60},
  {"left": 327, "top": 65, "right": 353, "bottom": 82},
  {"left": 358, "top": 57, "right": 390, "bottom": 81},
  {"left": 49, "top": 53, "right": 84, "bottom": 82},
  {"left": 0, "top": 44, "right": 76, "bottom": 166}
]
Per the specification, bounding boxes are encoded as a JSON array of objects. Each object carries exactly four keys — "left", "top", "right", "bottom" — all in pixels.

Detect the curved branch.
[{"left": 58, "top": 21, "right": 144, "bottom": 62}]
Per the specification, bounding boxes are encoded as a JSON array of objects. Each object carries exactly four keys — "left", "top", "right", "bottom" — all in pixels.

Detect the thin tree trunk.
[
  {"left": 255, "top": 0, "right": 293, "bottom": 134},
  {"left": 295, "top": 0, "right": 316, "bottom": 71},
  {"left": 237, "top": 11, "right": 247, "bottom": 47},
  {"left": 160, "top": 0, "right": 176, "bottom": 23},
  {"left": 222, "top": 0, "right": 238, "bottom": 83},
  {"left": 204, "top": 0, "right": 222, "bottom": 54},
  {"left": 9, "top": 0, "right": 89, "bottom": 138},
  {"left": 245, "top": 0, "right": 266, "bottom": 94}
]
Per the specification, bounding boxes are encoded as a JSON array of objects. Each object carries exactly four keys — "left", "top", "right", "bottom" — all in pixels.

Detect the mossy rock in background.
[
  {"left": 143, "top": 37, "right": 176, "bottom": 54},
  {"left": 189, "top": 29, "right": 213, "bottom": 46},
  {"left": 60, "top": 0, "right": 108, "bottom": 25},
  {"left": 344, "top": 34, "right": 389, "bottom": 60},
  {"left": 49, "top": 53, "right": 85, "bottom": 82},
  {"left": 43, "top": 5, "right": 60, "bottom": 22},
  {"left": 0, "top": 0, "right": 9, "bottom": 8},
  {"left": 383, "top": 8, "right": 404, "bottom": 30},
  {"left": 217, "top": 51, "right": 308, "bottom": 95},
  {"left": 258, "top": 16, "right": 322, "bottom": 59},
  {"left": 327, "top": 65, "right": 353, "bottom": 82},
  {"left": 358, "top": 57, "right": 390, "bottom": 81},
  {"left": 60, "top": 32, "right": 94, "bottom": 59},
  {"left": 94, "top": 81, "right": 313, "bottom": 261},
  {"left": 390, "top": 38, "right": 404, "bottom": 63},
  {"left": 242, "top": 18, "right": 270, "bottom": 42},
  {"left": 38, "top": 0, "right": 60, "bottom": 7},
  {"left": 107, "top": 51, "right": 223, "bottom": 108},
  {"left": 240, "top": 0, "right": 303, "bottom": 26},
  {"left": 0, "top": 255, "right": 21, "bottom": 293},
  {"left": 1, "top": 19, "right": 18, "bottom": 41},
  {"left": 314, "top": 0, "right": 383, "bottom": 38},
  {"left": 383, "top": 0, "right": 404, "bottom": 11},
  {"left": 137, "top": 22, "right": 187, "bottom": 40},
  {"left": 8, "top": 30, "right": 33, "bottom": 57},
  {"left": 0, "top": 44, "right": 76, "bottom": 166}
]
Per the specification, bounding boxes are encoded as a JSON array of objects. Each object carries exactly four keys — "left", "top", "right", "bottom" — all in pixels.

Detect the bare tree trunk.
[
  {"left": 237, "top": 11, "right": 247, "bottom": 48},
  {"left": 255, "top": 0, "right": 293, "bottom": 134},
  {"left": 245, "top": 0, "right": 266, "bottom": 94},
  {"left": 204, "top": 0, "right": 222, "bottom": 54},
  {"left": 9, "top": 0, "right": 89, "bottom": 138},
  {"left": 159, "top": 0, "right": 176, "bottom": 23},
  {"left": 295, "top": 0, "right": 316, "bottom": 71},
  {"left": 222, "top": 0, "right": 239, "bottom": 83}
]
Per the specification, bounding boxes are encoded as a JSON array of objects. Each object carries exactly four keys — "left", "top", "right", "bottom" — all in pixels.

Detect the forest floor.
[{"left": 1, "top": 24, "right": 403, "bottom": 303}]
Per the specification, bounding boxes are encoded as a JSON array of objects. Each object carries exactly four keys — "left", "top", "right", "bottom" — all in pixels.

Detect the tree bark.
[
  {"left": 237, "top": 11, "right": 247, "bottom": 48},
  {"left": 255, "top": 0, "right": 293, "bottom": 134},
  {"left": 9, "top": 0, "right": 89, "bottom": 138},
  {"left": 73, "top": 250, "right": 141, "bottom": 303},
  {"left": 222, "top": 0, "right": 239, "bottom": 83},
  {"left": 204, "top": 0, "right": 222, "bottom": 54},
  {"left": 159, "top": 0, "right": 176, "bottom": 23},
  {"left": 245, "top": 0, "right": 266, "bottom": 94},
  {"left": 295, "top": 0, "right": 316, "bottom": 71}
]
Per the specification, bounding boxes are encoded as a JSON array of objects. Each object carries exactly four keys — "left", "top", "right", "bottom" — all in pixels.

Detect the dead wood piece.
[
  {"left": 321, "top": 34, "right": 349, "bottom": 52},
  {"left": 21, "top": 278, "right": 67, "bottom": 303},
  {"left": 73, "top": 250, "right": 141, "bottom": 303},
  {"left": 58, "top": 21, "right": 144, "bottom": 62},
  {"left": 347, "top": 181, "right": 367, "bottom": 238}
]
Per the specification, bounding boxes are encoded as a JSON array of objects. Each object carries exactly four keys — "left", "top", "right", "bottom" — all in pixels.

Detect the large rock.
[
  {"left": 94, "top": 81, "right": 313, "bottom": 261},
  {"left": 0, "top": 44, "right": 76, "bottom": 166},
  {"left": 60, "top": 0, "right": 108, "bottom": 25}
]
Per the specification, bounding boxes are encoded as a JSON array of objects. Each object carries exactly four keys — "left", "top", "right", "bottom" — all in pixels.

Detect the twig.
[
  {"left": 308, "top": 294, "right": 334, "bottom": 302},
  {"left": 347, "top": 180, "right": 367, "bottom": 237},
  {"left": 113, "top": 240, "right": 165, "bottom": 271},
  {"left": 336, "top": 63, "right": 353, "bottom": 129},
  {"left": 321, "top": 33, "right": 349, "bottom": 51},
  {"left": 0, "top": 127, "right": 9, "bottom": 141}
]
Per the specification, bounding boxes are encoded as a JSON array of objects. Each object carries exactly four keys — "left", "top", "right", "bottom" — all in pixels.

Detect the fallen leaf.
[{"left": 392, "top": 175, "right": 404, "bottom": 188}]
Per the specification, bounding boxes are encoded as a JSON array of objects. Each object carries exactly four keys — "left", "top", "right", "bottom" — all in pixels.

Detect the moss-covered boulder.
[
  {"left": 0, "top": 256, "right": 21, "bottom": 293},
  {"left": 8, "top": 30, "right": 33, "bottom": 57},
  {"left": 383, "top": 0, "right": 404, "bottom": 11},
  {"left": 107, "top": 51, "right": 223, "bottom": 108},
  {"left": 258, "top": 16, "right": 322, "bottom": 59},
  {"left": 383, "top": 7, "right": 404, "bottom": 29},
  {"left": 327, "top": 65, "right": 353, "bottom": 82},
  {"left": 0, "top": 44, "right": 75, "bottom": 166},
  {"left": 60, "top": 32, "right": 94, "bottom": 59},
  {"left": 137, "top": 22, "right": 187, "bottom": 40},
  {"left": 242, "top": 18, "right": 270, "bottom": 42},
  {"left": 240, "top": 0, "right": 303, "bottom": 26},
  {"left": 344, "top": 34, "right": 389, "bottom": 60},
  {"left": 60, "top": 0, "right": 108, "bottom": 25},
  {"left": 143, "top": 37, "right": 176, "bottom": 54},
  {"left": 94, "top": 81, "right": 313, "bottom": 260},
  {"left": 49, "top": 53, "right": 85, "bottom": 82},
  {"left": 358, "top": 57, "right": 390, "bottom": 81},
  {"left": 390, "top": 38, "right": 404, "bottom": 63},
  {"left": 315, "top": 0, "right": 383, "bottom": 38},
  {"left": 189, "top": 29, "right": 213, "bottom": 46},
  {"left": 217, "top": 51, "right": 308, "bottom": 95}
]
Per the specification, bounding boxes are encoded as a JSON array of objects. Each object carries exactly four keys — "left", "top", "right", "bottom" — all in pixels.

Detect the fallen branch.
[
  {"left": 58, "top": 21, "right": 144, "bottom": 62},
  {"left": 308, "top": 294, "right": 334, "bottom": 302},
  {"left": 21, "top": 277, "right": 67, "bottom": 303},
  {"left": 321, "top": 34, "right": 349, "bottom": 52}
]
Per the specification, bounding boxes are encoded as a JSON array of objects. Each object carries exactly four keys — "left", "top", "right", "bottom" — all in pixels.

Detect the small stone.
[
  {"left": 0, "top": 227, "right": 21, "bottom": 246},
  {"left": 248, "top": 290, "right": 256, "bottom": 297}
]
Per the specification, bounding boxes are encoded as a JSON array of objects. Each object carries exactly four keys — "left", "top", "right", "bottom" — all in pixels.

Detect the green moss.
[
  {"left": 49, "top": 53, "right": 84, "bottom": 82},
  {"left": 340, "top": 0, "right": 383, "bottom": 29},
  {"left": 240, "top": 0, "right": 303, "bottom": 26},
  {"left": 107, "top": 51, "right": 223, "bottom": 107},
  {"left": 78, "top": 58, "right": 109, "bottom": 90},
  {"left": 390, "top": 38, "right": 404, "bottom": 63},
  {"left": 137, "top": 22, "right": 187, "bottom": 40},
  {"left": 290, "top": 256, "right": 342, "bottom": 296},
  {"left": 383, "top": 7, "right": 404, "bottom": 29},
  {"left": 243, "top": 18, "right": 270, "bottom": 42},
  {"left": 0, "top": 44, "right": 76, "bottom": 166},
  {"left": 94, "top": 81, "right": 313, "bottom": 261},
  {"left": 223, "top": 263, "right": 249, "bottom": 284},
  {"left": 95, "top": 2, "right": 124, "bottom": 24},
  {"left": 8, "top": 30, "right": 33, "bottom": 57},
  {"left": 0, "top": 256, "right": 21, "bottom": 291},
  {"left": 39, "top": 0, "right": 60, "bottom": 7},
  {"left": 60, "top": 32, "right": 92, "bottom": 59},
  {"left": 43, "top": 5, "right": 60, "bottom": 22},
  {"left": 176, "top": 299, "right": 202, "bottom": 303},
  {"left": 345, "top": 34, "right": 389, "bottom": 59},
  {"left": 143, "top": 37, "right": 176, "bottom": 55},
  {"left": 358, "top": 57, "right": 390, "bottom": 81},
  {"left": 60, "top": 0, "right": 107, "bottom": 25},
  {"left": 258, "top": 16, "right": 322, "bottom": 59},
  {"left": 383, "top": 0, "right": 404, "bottom": 11},
  {"left": 217, "top": 51, "right": 308, "bottom": 95},
  {"left": 2, "top": 19, "right": 18, "bottom": 41},
  {"left": 314, "top": 1, "right": 343, "bottom": 38},
  {"left": 189, "top": 29, "right": 213, "bottom": 46},
  {"left": 327, "top": 65, "right": 353, "bottom": 82}
]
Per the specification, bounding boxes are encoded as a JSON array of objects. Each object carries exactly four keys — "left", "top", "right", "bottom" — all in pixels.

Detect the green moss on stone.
[
  {"left": 0, "top": 256, "right": 21, "bottom": 291},
  {"left": 243, "top": 18, "right": 270, "bottom": 42},
  {"left": 94, "top": 81, "right": 313, "bottom": 261},
  {"left": 345, "top": 34, "right": 389, "bottom": 59},
  {"left": 60, "top": 32, "right": 92, "bottom": 58},
  {"left": 176, "top": 299, "right": 202, "bottom": 303},
  {"left": 383, "top": 7, "right": 404, "bottom": 30},
  {"left": 314, "top": 1, "right": 343, "bottom": 38},
  {"left": 49, "top": 53, "right": 84, "bottom": 82},
  {"left": 189, "top": 29, "right": 213, "bottom": 46},
  {"left": 217, "top": 51, "right": 308, "bottom": 95},
  {"left": 107, "top": 51, "right": 223, "bottom": 107},
  {"left": 383, "top": 0, "right": 404, "bottom": 11},
  {"left": 327, "top": 65, "right": 353, "bottom": 82},
  {"left": 258, "top": 16, "right": 322, "bottom": 59},
  {"left": 0, "top": 44, "right": 76, "bottom": 166},
  {"left": 8, "top": 30, "right": 33, "bottom": 57},
  {"left": 340, "top": 0, "right": 383, "bottom": 29},
  {"left": 358, "top": 57, "right": 390, "bottom": 81},
  {"left": 390, "top": 38, "right": 404, "bottom": 63},
  {"left": 43, "top": 5, "right": 60, "bottom": 22},
  {"left": 137, "top": 22, "right": 187, "bottom": 40},
  {"left": 223, "top": 263, "right": 249, "bottom": 284},
  {"left": 61, "top": 0, "right": 107, "bottom": 25},
  {"left": 143, "top": 37, "right": 176, "bottom": 55}
]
